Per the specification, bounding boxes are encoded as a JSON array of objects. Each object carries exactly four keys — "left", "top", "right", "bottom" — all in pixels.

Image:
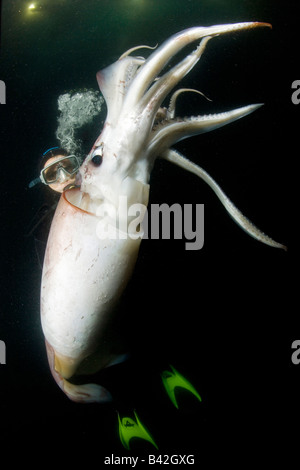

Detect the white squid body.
[{"left": 41, "top": 23, "right": 285, "bottom": 403}]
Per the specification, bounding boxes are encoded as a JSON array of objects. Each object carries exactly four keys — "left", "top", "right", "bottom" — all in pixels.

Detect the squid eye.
[
  {"left": 91, "top": 145, "right": 103, "bottom": 166},
  {"left": 91, "top": 154, "right": 102, "bottom": 166}
]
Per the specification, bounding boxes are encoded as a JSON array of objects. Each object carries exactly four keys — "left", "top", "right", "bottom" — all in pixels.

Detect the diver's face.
[{"left": 43, "top": 155, "right": 77, "bottom": 193}]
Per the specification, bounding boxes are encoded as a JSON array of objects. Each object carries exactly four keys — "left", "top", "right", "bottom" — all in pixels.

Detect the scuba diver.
[
  {"left": 27, "top": 88, "right": 103, "bottom": 264},
  {"left": 27, "top": 147, "right": 82, "bottom": 267},
  {"left": 28, "top": 146, "right": 81, "bottom": 193}
]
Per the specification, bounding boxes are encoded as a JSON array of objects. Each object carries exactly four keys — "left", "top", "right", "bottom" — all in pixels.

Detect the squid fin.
[{"left": 45, "top": 340, "right": 112, "bottom": 404}]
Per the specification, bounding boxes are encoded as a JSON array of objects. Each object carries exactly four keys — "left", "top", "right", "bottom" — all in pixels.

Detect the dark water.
[{"left": 0, "top": 0, "right": 296, "bottom": 465}]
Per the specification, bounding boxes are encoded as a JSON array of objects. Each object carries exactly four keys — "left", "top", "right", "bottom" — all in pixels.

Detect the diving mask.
[{"left": 40, "top": 155, "right": 80, "bottom": 185}]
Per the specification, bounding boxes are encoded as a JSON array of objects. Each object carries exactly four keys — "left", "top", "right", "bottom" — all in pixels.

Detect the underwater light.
[{"left": 28, "top": 3, "right": 36, "bottom": 10}]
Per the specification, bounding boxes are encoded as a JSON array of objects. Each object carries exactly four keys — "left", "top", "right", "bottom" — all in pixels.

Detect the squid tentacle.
[
  {"left": 161, "top": 148, "right": 286, "bottom": 250},
  {"left": 148, "top": 104, "right": 262, "bottom": 157},
  {"left": 125, "top": 22, "right": 271, "bottom": 109},
  {"left": 119, "top": 44, "right": 158, "bottom": 61},
  {"left": 139, "top": 37, "right": 212, "bottom": 118},
  {"left": 167, "top": 88, "right": 212, "bottom": 119}
]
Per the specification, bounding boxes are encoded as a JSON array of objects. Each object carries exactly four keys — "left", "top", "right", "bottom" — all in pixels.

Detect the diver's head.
[{"left": 29, "top": 147, "right": 80, "bottom": 193}]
